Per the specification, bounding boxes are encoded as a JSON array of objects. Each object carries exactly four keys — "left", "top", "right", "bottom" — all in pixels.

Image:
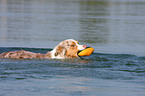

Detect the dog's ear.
[
  {"left": 54, "top": 46, "right": 65, "bottom": 57},
  {"left": 65, "top": 48, "right": 78, "bottom": 58}
]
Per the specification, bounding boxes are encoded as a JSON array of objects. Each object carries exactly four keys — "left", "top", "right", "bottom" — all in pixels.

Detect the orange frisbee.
[{"left": 78, "top": 47, "right": 94, "bottom": 56}]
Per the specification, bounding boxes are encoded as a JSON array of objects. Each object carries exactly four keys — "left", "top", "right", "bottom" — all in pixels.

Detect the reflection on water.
[
  {"left": 0, "top": 0, "right": 145, "bottom": 55},
  {"left": 78, "top": 1, "right": 110, "bottom": 44},
  {"left": 78, "top": 0, "right": 145, "bottom": 55}
]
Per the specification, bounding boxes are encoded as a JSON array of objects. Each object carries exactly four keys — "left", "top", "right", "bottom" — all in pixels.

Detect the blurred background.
[{"left": 0, "top": 0, "right": 145, "bottom": 55}]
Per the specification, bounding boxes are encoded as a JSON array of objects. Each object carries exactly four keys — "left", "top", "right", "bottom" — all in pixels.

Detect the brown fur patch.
[
  {"left": 36, "top": 53, "right": 46, "bottom": 58},
  {"left": 0, "top": 50, "right": 51, "bottom": 59},
  {"left": 46, "top": 52, "right": 51, "bottom": 58},
  {"left": 65, "top": 42, "right": 79, "bottom": 58},
  {"left": 55, "top": 46, "right": 64, "bottom": 56}
]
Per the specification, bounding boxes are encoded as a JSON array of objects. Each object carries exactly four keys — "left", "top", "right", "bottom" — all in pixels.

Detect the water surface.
[
  {"left": 0, "top": 0, "right": 145, "bottom": 55},
  {"left": 0, "top": 0, "right": 145, "bottom": 96},
  {"left": 0, "top": 47, "right": 145, "bottom": 96}
]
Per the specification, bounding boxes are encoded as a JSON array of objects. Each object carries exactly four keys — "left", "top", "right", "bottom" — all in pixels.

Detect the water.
[
  {"left": 0, "top": 0, "right": 145, "bottom": 96},
  {"left": 0, "top": 47, "right": 145, "bottom": 96}
]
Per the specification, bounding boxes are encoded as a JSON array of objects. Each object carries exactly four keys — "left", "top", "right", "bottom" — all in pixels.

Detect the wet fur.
[{"left": 0, "top": 39, "right": 86, "bottom": 59}]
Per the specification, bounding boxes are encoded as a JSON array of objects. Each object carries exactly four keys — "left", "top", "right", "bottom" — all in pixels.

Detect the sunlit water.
[{"left": 0, "top": 0, "right": 145, "bottom": 96}]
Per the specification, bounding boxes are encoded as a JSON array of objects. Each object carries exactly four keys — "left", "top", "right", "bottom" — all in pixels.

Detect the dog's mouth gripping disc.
[{"left": 78, "top": 47, "right": 94, "bottom": 56}]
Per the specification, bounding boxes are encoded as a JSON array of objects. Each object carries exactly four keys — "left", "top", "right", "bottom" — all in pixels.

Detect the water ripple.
[{"left": 0, "top": 47, "right": 145, "bottom": 81}]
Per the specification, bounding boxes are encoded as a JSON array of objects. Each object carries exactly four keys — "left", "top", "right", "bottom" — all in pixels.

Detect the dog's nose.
[{"left": 83, "top": 45, "right": 87, "bottom": 48}]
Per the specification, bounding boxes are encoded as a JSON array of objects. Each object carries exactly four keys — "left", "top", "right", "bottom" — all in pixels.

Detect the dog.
[{"left": 0, "top": 39, "right": 87, "bottom": 59}]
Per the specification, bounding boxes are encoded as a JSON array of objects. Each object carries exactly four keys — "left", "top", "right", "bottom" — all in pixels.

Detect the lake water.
[{"left": 0, "top": 0, "right": 145, "bottom": 96}]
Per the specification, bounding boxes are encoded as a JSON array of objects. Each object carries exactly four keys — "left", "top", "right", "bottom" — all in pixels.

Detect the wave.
[{"left": 0, "top": 47, "right": 145, "bottom": 81}]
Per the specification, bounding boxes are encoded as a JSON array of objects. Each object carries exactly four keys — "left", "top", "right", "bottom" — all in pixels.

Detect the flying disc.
[{"left": 78, "top": 47, "right": 94, "bottom": 56}]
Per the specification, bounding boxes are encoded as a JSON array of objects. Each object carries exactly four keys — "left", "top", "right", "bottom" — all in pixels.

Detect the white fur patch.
[{"left": 50, "top": 39, "right": 85, "bottom": 59}]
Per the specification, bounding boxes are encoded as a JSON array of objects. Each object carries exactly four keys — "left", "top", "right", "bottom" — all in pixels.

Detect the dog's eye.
[{"left": 71, "top": 44, "right": 75, "bottom": 47}]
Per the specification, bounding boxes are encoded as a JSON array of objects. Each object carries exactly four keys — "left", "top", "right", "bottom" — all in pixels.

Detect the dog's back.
[
  {"left": 0, "top": 50, "right": 47, "bottom": 59},
  {"left": 0, "top": 39, "right": 87, "bottom": 59}
]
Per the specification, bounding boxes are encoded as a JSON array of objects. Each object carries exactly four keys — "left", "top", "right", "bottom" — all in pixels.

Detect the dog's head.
[{"left": 51, "top": 39, "right": 87, "bottom": 59}]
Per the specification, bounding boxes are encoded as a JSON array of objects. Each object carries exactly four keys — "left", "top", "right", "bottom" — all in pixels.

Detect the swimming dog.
[{"left": 0, "top": 39, "right": 87, "bottom": 59}]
